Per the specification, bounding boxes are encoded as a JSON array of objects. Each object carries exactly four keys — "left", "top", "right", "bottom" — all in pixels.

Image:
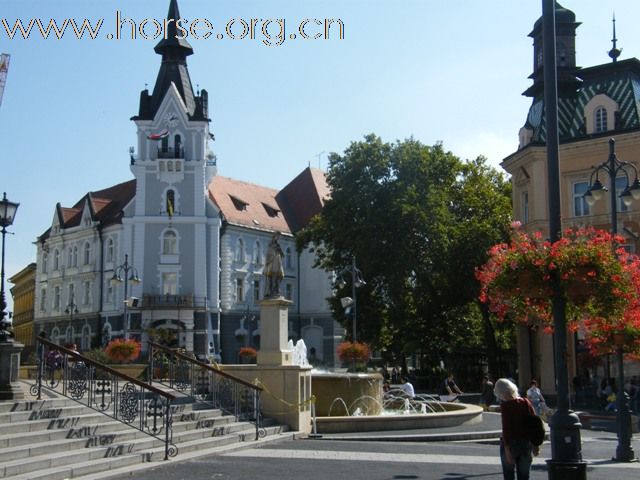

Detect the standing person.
[
  {"left": 526, "top": 380, "right": 545, "bottom": 416},
  {"left": 494, "top": 378, "right": 538, "bottom": 480},
  {"left": 480, "top": 376, "right": 496, "bottom": 410}
]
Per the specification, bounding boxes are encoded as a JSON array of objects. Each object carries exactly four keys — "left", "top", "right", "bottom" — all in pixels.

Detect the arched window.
[
  {"left": 72, "top": 246, "right": 78, "bottom": 267},
  {"left": 106, "top": 238, "right": 114, "bottom": 263},
  {"left": 235, "top": 238, "right": 245, "bottom": 262},
  {"left": 42, "top": 253, "right": 48, "bottom": 273},
  {"left": 83, "top": 242, "right": 91, "bottom": 265},
  {"left": 254, "top": 241, "right": 262, "bottom": 265},
  {"left": 54, "top": 286, "right": 61, "bottom": 309},
  {"left": 54, "top": 249, "right": 60, "bottom": 270},
  {"left": 163, "top": 230, "right": 177, "bottom": 254},
  {"left": 65, "top": 326, "right": 73, "bottom": 344},
  {"left": 161, "top": 135, "right": 169, "bottom": 153},
  {"left": 51, "top": 327, "right": 60, "bottom": 343},
  {"left": 595, "top": 107, "right": 608, "bottom": 133},
  {"left": 81, "top": 325, "right": 91, "bottom": 350},
  {"left": 67, "top": 248, "right": 73, "bottom": 267}
]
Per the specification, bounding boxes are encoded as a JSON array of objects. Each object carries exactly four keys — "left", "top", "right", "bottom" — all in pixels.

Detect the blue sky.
[{"left": 2, "top": 0, "right": 640, "bottom": 311}]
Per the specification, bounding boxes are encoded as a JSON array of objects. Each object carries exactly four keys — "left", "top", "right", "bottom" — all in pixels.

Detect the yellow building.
[
  {"left": 9, "top": 263, "right": 36, "bottom": 353},
  {"left": 501, "top": 5, "right": 640, "bottom": 395}
]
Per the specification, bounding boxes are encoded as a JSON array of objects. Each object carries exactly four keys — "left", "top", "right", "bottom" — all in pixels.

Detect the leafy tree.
[{"left": 298, "top": 135, "right": 513, "bottom": 375}]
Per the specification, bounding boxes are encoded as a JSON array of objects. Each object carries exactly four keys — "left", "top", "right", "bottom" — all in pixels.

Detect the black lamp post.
[
  {"left": 65, "top": 298, "right": 78, "bottom": 343},
  {"left": 110, "top": 254, "right": 141, "bottom": 340},
  {"left": 0, "top": 192, "right": 19, "bottom": 342},
  {"left": 541, "top": 2, "right": 587, "bottom": 478},
  {"left": 336, "top": 256, "right": 366, "bottom": 343},
  {"left": 584, "top": 138, "right": 638, "bottom": 462}
]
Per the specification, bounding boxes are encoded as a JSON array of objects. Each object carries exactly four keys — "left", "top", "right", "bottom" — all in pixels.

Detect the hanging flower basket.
[{"left": 477, "top": 225, "right": 640, "bottom": 356}]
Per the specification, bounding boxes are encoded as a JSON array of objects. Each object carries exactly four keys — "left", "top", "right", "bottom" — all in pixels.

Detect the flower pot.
[{"left": 565, "top": 267, "right": 597, "bottom": 305}]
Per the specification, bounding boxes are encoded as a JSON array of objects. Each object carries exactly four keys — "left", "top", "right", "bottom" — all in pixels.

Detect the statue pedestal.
[
  {"left": 222, "top": 296, "right": 312, "bottom": 433},
  {"left": 258, "top": 297, "right": 294, "bottom": 366},
  {"left": 0, "top": 340, "right": 24, "bottom": 400}
]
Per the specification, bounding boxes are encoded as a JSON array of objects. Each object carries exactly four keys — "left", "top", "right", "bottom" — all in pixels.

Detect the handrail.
[
  {"left": 32, "top": 336, "right": 178, "bottom": 460},
  {"left": 148, "top": 341, "right": 262, "bottom": 391},
  {"left": 37, "top": 337, "right": 176, "bottom": 400},
  {"left": 148, "top": 341, "right": 265, "bottom": 440}
]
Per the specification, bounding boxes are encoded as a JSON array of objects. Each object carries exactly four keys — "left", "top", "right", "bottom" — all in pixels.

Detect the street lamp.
[
  {"left": 110, "top": 254, "right": 141, "bottom": 340},
  {"left": 583, "top": 137, "right": 638, "bottom": 462},
  {"left": 0, "top": 193, "right": 19, "bottom": 342},
  {"left": 336, "top": 256, "right": 366, "bottom": 343},
  {"left": 65, "top": 298, "right": 78, "bottom": 343}
]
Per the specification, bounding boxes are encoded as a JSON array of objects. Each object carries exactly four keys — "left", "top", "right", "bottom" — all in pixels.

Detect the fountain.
[{"left": 311, "top": 371, "right": 483, "bottom": 434}]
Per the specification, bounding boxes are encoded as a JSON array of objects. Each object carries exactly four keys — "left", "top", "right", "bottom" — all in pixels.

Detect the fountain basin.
[
  {"left": 315, "top": 402, "right": 483, "bottom": 433},
  {"left": 312, "top": 371, "right": 383, "bottom": 416}
]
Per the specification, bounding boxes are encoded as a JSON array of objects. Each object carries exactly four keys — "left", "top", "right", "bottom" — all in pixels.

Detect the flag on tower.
[
  {"left": 147, "top": 130, "right": 169, "bottom": 140},
  {"left": 0, "top": 53, "right": 11, "bottom": 108}
]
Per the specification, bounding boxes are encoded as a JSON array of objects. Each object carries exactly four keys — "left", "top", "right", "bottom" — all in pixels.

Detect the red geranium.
[{"left": 104, "top": 338, "right": 141, "bottom": 363}]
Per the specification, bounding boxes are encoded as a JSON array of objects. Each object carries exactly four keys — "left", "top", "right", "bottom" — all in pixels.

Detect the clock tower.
[{"left": 127, "top": 0, "right": 220, "bottom": 352}]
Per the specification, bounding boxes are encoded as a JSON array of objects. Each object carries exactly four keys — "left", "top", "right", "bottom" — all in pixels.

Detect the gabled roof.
[
  {"left": 39, "top": 180, "right": 136, "bottom": 241},
  {"left": 276, "top": 167, "right": 329, "bottom": 233}
]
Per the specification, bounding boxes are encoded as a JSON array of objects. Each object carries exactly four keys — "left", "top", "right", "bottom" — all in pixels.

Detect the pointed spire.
[
  {"left": 154, "top": 0, "right": 193, "bottom": 56},
  {"left": 609, "top": 13, "right": 621, "bottom": 62},
  {"left": 149, "top": 0, "right": 195, "bottom": 118}
]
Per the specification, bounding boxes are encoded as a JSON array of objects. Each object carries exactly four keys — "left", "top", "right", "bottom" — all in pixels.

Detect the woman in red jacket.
[{"left": 494, "top": 378, "right": 539, "bottom": 480}]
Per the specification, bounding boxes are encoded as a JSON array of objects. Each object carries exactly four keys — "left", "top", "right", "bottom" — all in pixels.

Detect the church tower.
[{"left": 128, "top": 0, "right": 220, "bottom": 353}]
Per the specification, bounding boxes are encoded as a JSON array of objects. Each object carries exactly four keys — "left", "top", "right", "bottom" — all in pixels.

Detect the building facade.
[
  {"left": 9, "top": 262, "right": 36, "bottom": 355},
  {"left": 501, "top": 4, "right": 640, "bottom": 392},
  {"left": 33, "top": 0, "right": 341, "bottom": 365}
]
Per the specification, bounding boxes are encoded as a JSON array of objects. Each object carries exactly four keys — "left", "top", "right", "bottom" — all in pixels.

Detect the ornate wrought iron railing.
[
  {"left": 32, "top": 337, "right": 178, "bottom": 460},
  {"left": 148, "top": 341, "right": 265, "bottom": 440}
]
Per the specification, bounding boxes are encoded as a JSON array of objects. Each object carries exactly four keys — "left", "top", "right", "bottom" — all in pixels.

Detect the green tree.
[{"left": 298, "top": 135, "right": 513, "bottom": 374}]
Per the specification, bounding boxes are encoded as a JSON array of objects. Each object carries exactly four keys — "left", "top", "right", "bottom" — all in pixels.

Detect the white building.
[{"left": 33, "top": 0, "right": 342, "bottom": 365}]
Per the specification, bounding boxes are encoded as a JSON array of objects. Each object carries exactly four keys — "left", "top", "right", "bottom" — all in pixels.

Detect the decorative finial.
[
  {"left": 197, "top": 83, "right": 200, "bottom": 95},
  {"left": 609, "top": 13, "right": 621, "bottom": 63}
]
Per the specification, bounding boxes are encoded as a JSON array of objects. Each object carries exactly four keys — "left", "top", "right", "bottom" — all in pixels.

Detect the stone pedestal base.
[
  {"left": 0, "top": 340, "right": 24, "bottom": 400},
  {"left": 223, "top": 364, "right": 313, "bottom": 433},
  {"left": 258, "top": 297, "right": 293, "bottom": 366}
]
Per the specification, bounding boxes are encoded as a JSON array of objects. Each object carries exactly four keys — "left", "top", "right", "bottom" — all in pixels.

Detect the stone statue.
[{"left": 264, "top": 232, "right": 285, "bottom": 298}]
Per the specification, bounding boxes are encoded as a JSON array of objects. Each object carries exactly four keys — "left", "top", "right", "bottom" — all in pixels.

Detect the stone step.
[
  {"left": 0, "top": 418, "right": 271, "bottom": 479},
  {"left": 71, "top": 428, "right": 298, "bottom": 480},
  {"left": 0, "top": 403, "right": 100, "bottom": 423},
  {"left": 0, "top": 396, "right": 79, "bottom": 413}
]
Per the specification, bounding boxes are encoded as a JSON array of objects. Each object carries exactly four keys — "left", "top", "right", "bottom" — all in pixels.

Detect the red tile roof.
[{"left": 209, "top": 176, "right": 292, "bottom": 233}]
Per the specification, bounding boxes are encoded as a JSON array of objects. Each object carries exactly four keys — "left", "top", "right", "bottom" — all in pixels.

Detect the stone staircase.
[{"left": 0, "top": 384, "right": 294, "bottom": 479}]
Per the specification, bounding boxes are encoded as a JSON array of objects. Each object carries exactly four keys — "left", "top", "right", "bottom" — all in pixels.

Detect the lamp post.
[
  {"left": 65, "top": 298, "right": 78, "bottom": 344},
  {"left": 110, "top": 254, "right": 141, "bottom": 340},
  {"left": 336, "top": 256, "right": 366, "bottom": 343},
  {"left": 0, "top": 193, "right": 19, "bottom": 342},
  {"left": 541, "top": 2, "right": 586, "bottom": 478},
  {"left": 584, "top": 137, "right": 639, "bottom": 462}
]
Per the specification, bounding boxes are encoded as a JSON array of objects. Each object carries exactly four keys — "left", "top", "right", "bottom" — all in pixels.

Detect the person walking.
[
  {"left": 494, "top": 378, "right": 538, "bottom": 480},
  {"left": 526, "top": 379, "right": 545, "bottom": 416}
]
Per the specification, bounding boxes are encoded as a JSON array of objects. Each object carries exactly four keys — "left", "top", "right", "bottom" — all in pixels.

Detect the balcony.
[
  {"left": 142, "top": 294, "right": 207, "bottom": 309},
  {"left": 157, "top": 147, "right": 184, "bottom": 159}
]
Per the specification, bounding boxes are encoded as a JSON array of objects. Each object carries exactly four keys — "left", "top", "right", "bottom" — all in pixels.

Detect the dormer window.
[
  {"left": 584, "top": 94, "right": 617, "bottom": 135},
  {"left": 54, "top": 249, "right": 60, "bottom": 270},
  {"left": 262, "top": 203, "right": 279, "bottom": 217},
  {"left": 230, "top": 195, "right": 248, "bottom": 211}
]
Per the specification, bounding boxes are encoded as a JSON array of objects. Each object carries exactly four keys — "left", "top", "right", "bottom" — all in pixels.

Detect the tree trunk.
[{"left": 480, "top": 302, "right": 500, "bottom": 378}]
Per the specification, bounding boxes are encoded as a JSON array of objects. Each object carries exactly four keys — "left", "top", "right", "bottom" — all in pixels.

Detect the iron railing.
[
  {"left": 32, "top": 337, "right": 178, "bottom": 460},
  {"left": 148, "top": 341, "right": 265, "bottom": 440}
]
